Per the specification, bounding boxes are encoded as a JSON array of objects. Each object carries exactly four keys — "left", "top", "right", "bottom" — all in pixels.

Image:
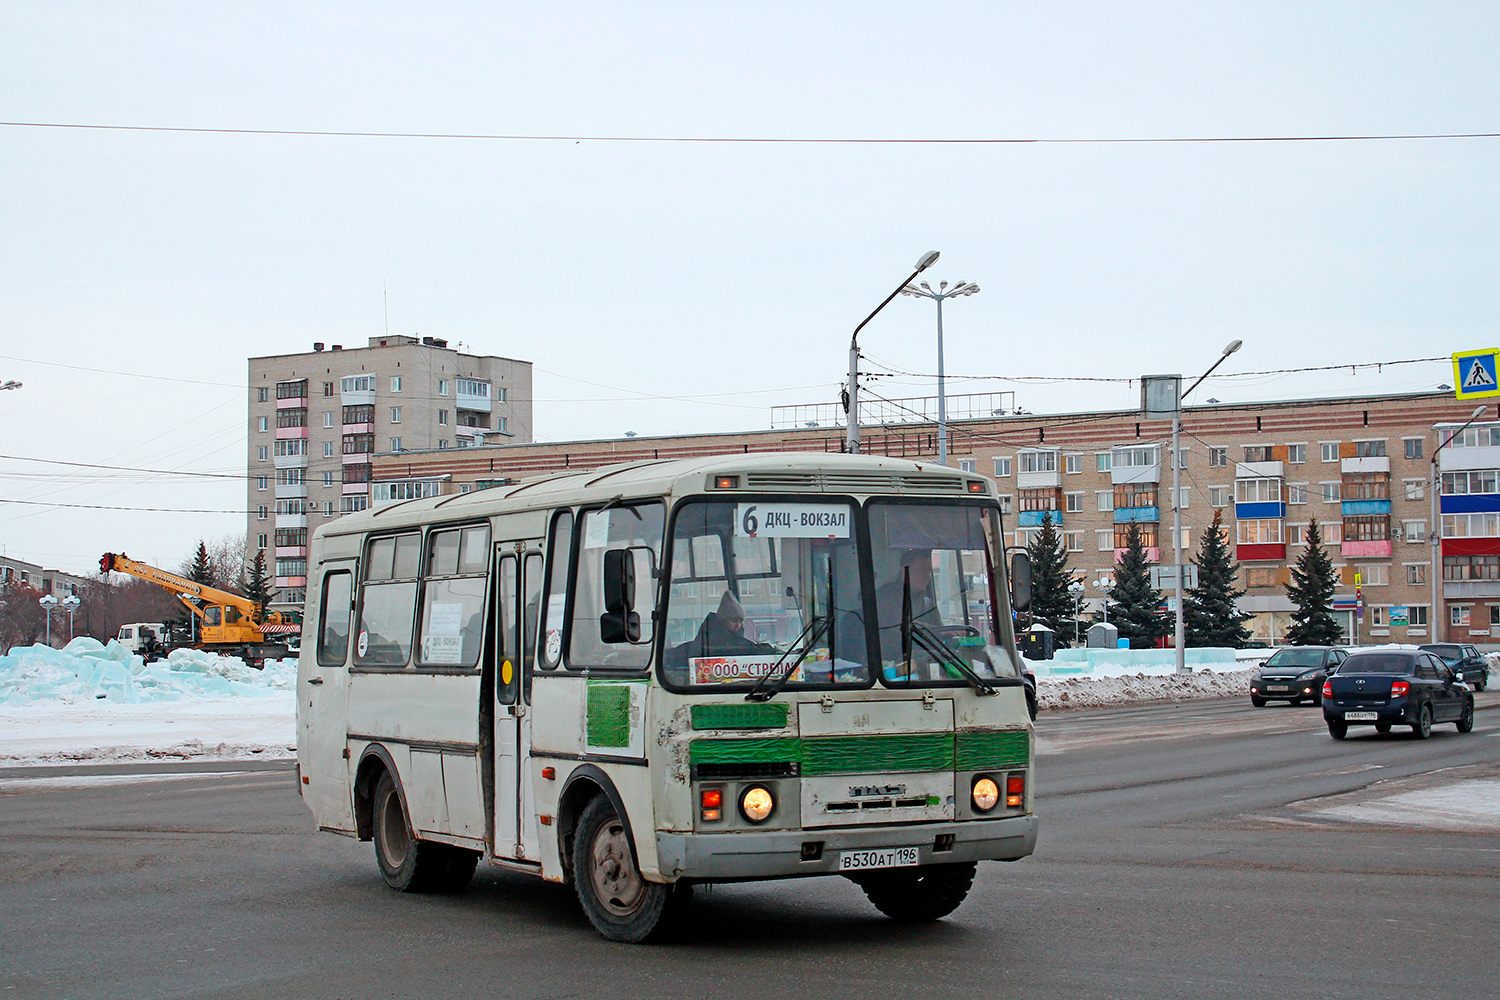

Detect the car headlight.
[
  {"left": 972, "top": 776, "right": 1000, "bottom": 812},
  {"left": 1298, "top": 670, "right": 1320, "bottom": 681},
  {"left": 738, "top": 785, "right": 775, "bottom": 823}
]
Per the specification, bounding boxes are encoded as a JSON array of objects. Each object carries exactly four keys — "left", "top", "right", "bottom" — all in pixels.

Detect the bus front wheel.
[
  {"left": 572, "top": 795, "right": 675, "bottom": 943},
  {"left": 371, "top": 770, "right": 476, "bottom": 893},
  {"left": 849, "top": 861, "right": 977, "bottom": 922}
]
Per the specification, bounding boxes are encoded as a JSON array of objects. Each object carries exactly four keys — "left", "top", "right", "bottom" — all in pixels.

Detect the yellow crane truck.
[{"left": 99, "top": 552, "right": 294, "bottom": 668}]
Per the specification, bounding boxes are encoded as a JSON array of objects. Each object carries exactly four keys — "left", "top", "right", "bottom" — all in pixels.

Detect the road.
[{"left": 2, "top": 694, "right": 1496, "bottom": 1000}]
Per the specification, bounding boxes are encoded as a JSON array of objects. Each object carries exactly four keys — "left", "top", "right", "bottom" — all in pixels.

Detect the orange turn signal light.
[{"left": 1006, "top": 773, "right": 1025, "bottom": 807}]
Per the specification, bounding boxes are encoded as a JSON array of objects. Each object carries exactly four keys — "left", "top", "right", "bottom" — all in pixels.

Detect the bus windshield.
[{"left": 661, "top": 500, "right": 871, "bottom": 690}]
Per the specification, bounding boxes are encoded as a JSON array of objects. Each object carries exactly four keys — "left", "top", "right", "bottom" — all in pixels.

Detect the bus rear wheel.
[
  {"left": 371, "top": 770, "right": 475, "bottom": 893},
  {"left": 572, "top": 795, "right": 674, "bottom": 943},
  {"left": 849, "top": 861, "right": 977, "bottom": 922}
]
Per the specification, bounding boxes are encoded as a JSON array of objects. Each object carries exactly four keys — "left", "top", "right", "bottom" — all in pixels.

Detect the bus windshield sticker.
[
  {"left": 693, "top": 654, "right": 818, "bottom": 685},
  {"left": 424, "top": 603, "right": 465, "bottom": 663},
  {"left": 735, "top": 503, "right": 850, "bottom": 539}
]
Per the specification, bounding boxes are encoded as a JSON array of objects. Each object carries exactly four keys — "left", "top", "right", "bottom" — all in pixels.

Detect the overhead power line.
[{"left": 4, "top": 121, "right": 1499, "bottom": 145}]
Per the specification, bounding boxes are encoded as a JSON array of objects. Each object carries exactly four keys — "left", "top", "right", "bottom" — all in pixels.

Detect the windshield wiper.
[
  {"left": 745, "top": 615, "right": 832, "bottom": 702},
  {"left": 901, "top": 601, "right": 997, "bottom": 697}
]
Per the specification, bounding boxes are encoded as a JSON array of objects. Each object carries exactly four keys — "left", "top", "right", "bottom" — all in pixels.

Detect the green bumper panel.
[{"left": 690, "top": 729, "right": 1030, "bottom": 775}]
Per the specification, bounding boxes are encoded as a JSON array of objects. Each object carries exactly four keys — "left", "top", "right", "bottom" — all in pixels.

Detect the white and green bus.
[{"left": 297, "top": 453, "right": 1038, "bottom": 942}]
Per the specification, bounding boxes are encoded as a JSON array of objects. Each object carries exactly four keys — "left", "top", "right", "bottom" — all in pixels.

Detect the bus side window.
[
  {"left": 318, "top": 571, "right": 353, "bottom": 667},
  {"left": 538, "top": 510, "right": 574, "bottom": 670},
  {"left": 566, "top": 502, "right": 664, "bottom": 670},
  {"left": 497, "top": 554, "right": 518, "bottom": 703},
  {"left": 522, "top": 551, "right": 543, "bottom": 701},
  {"left": 355, "top": 532, "right": 421, "bottom": 667}
]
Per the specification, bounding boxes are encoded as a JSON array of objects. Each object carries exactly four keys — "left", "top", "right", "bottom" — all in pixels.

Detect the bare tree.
[
  {"left": 0, "top": 580, "right": 48, "bottom": 652},
  {"left": 206, "top": 533, "right": 249, "bottom": 593}
]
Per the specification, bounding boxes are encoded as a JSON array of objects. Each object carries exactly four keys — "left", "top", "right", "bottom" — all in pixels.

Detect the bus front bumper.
[{"left": 655, "top": 815, "right": 1038, "bottom": 881}]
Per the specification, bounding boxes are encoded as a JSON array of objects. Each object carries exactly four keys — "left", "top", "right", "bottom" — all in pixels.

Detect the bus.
[{"left": 297, "top": 453, "right": 1038, "bottom": 942}]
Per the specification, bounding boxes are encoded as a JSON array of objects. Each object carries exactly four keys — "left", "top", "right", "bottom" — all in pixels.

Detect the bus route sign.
[{"left": 1453, "top": 349, "right": 1500, "bottom": 400}]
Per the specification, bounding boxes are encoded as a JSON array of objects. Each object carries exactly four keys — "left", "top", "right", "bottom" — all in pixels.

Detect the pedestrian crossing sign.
[{"left": 1453, "top": 349, "right": 1500, "bottom": 400}]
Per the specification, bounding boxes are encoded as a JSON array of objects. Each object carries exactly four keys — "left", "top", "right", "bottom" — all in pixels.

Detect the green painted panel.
[
  {"left": 690, "top": 703, "right": 790, "bottom": 731},
  {"left": 586, "top": 685, "right": 632, "bottom": 748},
  {"left": 954, "top": 730, "right": 1031, "bottom": 771},
  {"left": 689, "top": 737, "right": 801, "bottom": 765},
  {"left": 801, "top": 733, "right": 954, "bottom": 776}
]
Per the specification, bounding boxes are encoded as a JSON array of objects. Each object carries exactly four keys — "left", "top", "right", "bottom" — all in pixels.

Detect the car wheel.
[
  {"left": 1474, "top": 678, "right": 1487, "bottom": 693},
  {"left": 1327, "top": 721, "right": 1347, "bottom": 740},
  {"left": 1374, "top": 722, "right": 1391, "bottom": 734},
  {"left": 849, "top": 862, "right": 977, "bottom": 922},
  {"left": 371, "top": 770, "right": 467, "bottom": 893},
  {"left": 572, "top": 794, "right": 675, "bottom": 943},
  {"left": 1251, "top": 695, "right": 1266, "bottom": 708},
  {"left": 1457, "top": 700, "right": 1475, "bottom": 733},
  {"left": 1411, "top": 704, "right": 1433, "bottom": 740}
]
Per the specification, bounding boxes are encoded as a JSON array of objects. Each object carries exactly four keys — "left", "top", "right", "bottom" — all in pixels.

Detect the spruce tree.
[
  {"left": 242, "top": 549, "right": 277, "bottom": 618},
  {"left": 1026, "top": 512, "right": 1076, "bottom": 646},
  {"left": 1108, "top": 522, "right": 1169, "bottom": 647},
  {"left": 1285, "top": 519, "right": 1343, "bottom": 646},
  {"left": 1184, "top": 508, "right": 1252, "bottom": 648},
  {"left": 186, "top": 541, "right": 215, "bottom": 585}
]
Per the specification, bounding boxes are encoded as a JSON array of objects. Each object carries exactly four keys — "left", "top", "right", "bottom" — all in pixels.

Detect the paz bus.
[{"left": 297, "top": 453, "right": 1038, "bottom": 942}]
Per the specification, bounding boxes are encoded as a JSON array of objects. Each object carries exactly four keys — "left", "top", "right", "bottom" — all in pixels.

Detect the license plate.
[
  {"left": 1344, "top": 711, "right": 1378, "bottom": 721},
  {"left": 838, "top": 847, "right": 919, "bottom": 872},
  {"left": 1266, "top": 685, "right": 1289, "bottom": 692}
]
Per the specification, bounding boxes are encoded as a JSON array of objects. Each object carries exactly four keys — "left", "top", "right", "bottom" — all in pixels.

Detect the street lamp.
[
  {"left": 846, "top": 251, "right": 941, "bottom": 455},
  {"left": 901, "top": 279, "right": 980, "bottom": 466},
  {"left": 39, "top": 593, "right": 57, "bottom": 646},
  {"left": 1095, "top": 575, "right": 1115, "bottom": 624},
  {"left": 61, "top": 594, "right": 81, "bottom": 640},
  {"left": 1164, "top": 339, "right": 1243, "bottom": 674},
  {"left": 1068, "top": 579, "right": 1085, "bottom": 646},
  {"left": 1432, "top": 404, "right": 1489, "bottom": 641}
]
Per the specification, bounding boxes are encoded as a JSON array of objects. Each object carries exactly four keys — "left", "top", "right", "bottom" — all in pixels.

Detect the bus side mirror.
[
  {"left": 600, "top": 548, "right": 641, "bottom": 644},
  {"left": 1010, "top": 552, "right": 1033, "bottom": 613}
]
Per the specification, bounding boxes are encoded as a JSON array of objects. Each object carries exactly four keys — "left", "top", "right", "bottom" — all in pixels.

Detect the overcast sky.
[{"left": 2, "top": 2, "right": 1496, "bottom": 576}]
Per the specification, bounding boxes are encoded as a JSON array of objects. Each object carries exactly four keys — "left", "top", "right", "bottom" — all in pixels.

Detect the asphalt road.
[{"left": 2, "top": 694, "right": 1497, "bottom": 1000}]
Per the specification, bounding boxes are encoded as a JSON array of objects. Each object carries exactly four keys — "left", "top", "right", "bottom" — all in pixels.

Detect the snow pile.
[
  {"left": 0, "top": 639, "right": 295, "bottom": 706},
  {"left": 1037, "top": 668, "right": 1254, "bottom": 712}
]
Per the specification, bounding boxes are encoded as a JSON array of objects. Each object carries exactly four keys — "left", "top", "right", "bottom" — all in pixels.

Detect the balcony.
[
  {"left": 1341, "top": 499, "right": 1391, "bottom": 517},
  {"left": 1341, "top": 456, "right": 1390, "bottom": 475},
  {"left": 275, "top": 513, "right": 307, "bottom": 529},
  {"left": 274, "top": 483, "right": 308, "bottom": 499},
  {"left": 1340, "top": 540, "right": 1392, "bottom": 558},
  {"left": 273, "top": 452, "right": 308, "bottom": 469},
  {"left": 1443, "top": 537, "right": 1500, "bottom": 557},
  {"left": 1444, "top": 580, "right": 1500, "bottom": 600},
  {"left": 1441, "top": 494, "right": 1500, "bottom": 514},
  {"left": 1017, "top": 510, "right": 1062, "bottom": 528},
  {"left": 1113, "top": 506, "right": 1160, "bottom": 524},
  {"left": 1114, "top": 546, "right": 1160, "bottom": 563},
  {"left": 456, "top": 385, "right": 492, "bottom": 413},
  {"left": 274, "top": 425, "right": 308, "bottom": 440},
  {"left": 1438, "top": 443, "right": 1500, "bottom": 472},
  {"left": 1239, "top": 461, "right": 1284, "bottom": 479},
  {"left": 1111, "top": 462, "right": 1159, "bottom": 486},
  {"left": 1017, "top": 469, "right": 1061, "bottom": 490},
  {"left": 1235, "top": 501, "right": 1286, "bottom": 520},
  {"left": 1237, "top": 543, "right": 1287, "bottom": 561}
]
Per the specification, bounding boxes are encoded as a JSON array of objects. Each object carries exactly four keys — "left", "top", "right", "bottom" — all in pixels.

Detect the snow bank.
[
  {"left": 1037, "top": 668, "right": 1254, "bottom": 712},
  {"left": 0, "top": 640, "right": 295, "bottom": 706}
]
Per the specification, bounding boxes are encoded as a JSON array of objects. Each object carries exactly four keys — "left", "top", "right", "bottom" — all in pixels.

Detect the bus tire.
[
  {"left": 371, "top": 770, "right": 454, "bottom": 893},
  {"left": 849, "top": 861, "right": 977, "bottom": 922},
  {"left": 571, "top": 794, "right": 672, "bottom": 943}
]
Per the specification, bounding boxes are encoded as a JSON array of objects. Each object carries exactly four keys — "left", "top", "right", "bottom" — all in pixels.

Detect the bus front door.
[{"left": 493, "top": 544, "right": 544, "bottom": 862}]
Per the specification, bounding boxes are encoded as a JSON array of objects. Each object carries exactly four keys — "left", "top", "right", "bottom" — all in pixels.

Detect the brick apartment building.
[
  {"left": 365, "top": 388, "right": 1485, "bottom": 647},
  {"left": 247, "top": 335, "right": 534, "bottom": 611}
]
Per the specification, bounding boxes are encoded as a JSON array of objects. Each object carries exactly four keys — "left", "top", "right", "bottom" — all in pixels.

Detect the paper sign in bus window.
[
  {"left": 736, "top": 503, "right": 850, "bottom": 539},
  {"left": 424, "top": 602, "right": 465, "bottom": 663}
]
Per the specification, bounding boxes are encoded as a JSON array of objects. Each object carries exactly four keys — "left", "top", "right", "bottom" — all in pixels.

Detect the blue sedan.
[{"left": 1323, "top": 649, "right": 1475, "bottom": 740}]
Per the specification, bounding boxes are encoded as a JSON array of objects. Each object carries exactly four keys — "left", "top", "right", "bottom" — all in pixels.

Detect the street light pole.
[
  {"left": 1068, "top": 579, "right": 1084, "bottom": 646},
  {"left": 1171, "top": 339, "right": 1243, "bottom": 674},
  {"left": 847, "top": 251, "right": 940, "bottom": 455},
  {"left": 901, "top": 279, "right": 980, "bottom": 466},
  {"left": 39, "top": 594, "right": 57, "bottom": 647},
  {"left": 1432, "top": 404, "right": 1489, "bottom": 642},
  {"left": 61, "top": 594, "right": 81, "bottom": 640}
]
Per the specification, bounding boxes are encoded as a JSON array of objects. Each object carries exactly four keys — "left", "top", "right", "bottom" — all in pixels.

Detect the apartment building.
[
  {"left": 368, "top": 389, "right": 1487, "bottom": 647},
  {"left": 0, "top": 555, "right": 92, "bottom": 597},
  {"left": 247, "top": 335, "right": 534, "bottom": 610}
]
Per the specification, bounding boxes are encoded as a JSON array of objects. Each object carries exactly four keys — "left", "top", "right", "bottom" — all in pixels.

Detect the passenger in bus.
[{"left": 663, "top": 592, "right": 779, "bottom": 682}]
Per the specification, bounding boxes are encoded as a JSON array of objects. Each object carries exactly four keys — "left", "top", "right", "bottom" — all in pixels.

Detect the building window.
[
  {"left": 1401, "top": 520, "right": 1425, "bottom": 543},
  {"left": 257, "top": 505, "right": 268, "bottom": 520},
  {"left": 1287, "top": 524, "right": 1305, "bottom": 546},
  {"left": 1244, "top": 445, "right": 1274, "bottom": 463},
  {"left": 496, "top": 387, "right": 507, "bottom": 403},
  {"left": 257, "top": 534, "right": 268, "bottom": 549},
  {"left": 1441, "top": 425, "right": 1500, "bottom": 448},
  {"left": 390, "top": 437, "right": 403, "bottom": 453},
  {"left": 340, "top": 375, "right": 375, "bottom": 393},
  {"left": 1019, "top": 489, "right": 1059, "bottom": 512},
  {"left": 1403, "top": 438, "right": 1423, "bottom": 459},
  {"left": 1320, "top": 443, "right": 1340, "bottom": 463},
  {"left": 324, "top": 412, "right": 335, "bottom": 428},
  {"left": 438, "top": 439, "right": 449, "bottom": 449},
  {"left": 1245, "top": 567, "right": 1281, "bottom": 588},
  {"left": 1097, "top": 530, "right": 1114, "bottom": 552},
  {"left": 343, "top": 463, "right": 372, "bottom": 484},
  {"left": 1441, "top": 470, "right": 1499, "bottom": 494},
  {"left": 343, "top": 404, "right": 373, "bottom": 425},
  {"left": 1097, "top": 491, "right": 1114, "bottom": 512},
  {"left": 1286, "top": 484, "right": 1308, "bottom": 505},
  {"left": 1351, "top": 564, "right": 1388, "bottom": 586},
  {"left": 1344, "top": 473, "right": 1389, "bottom": 500},
  {"left": 390, "top": 406, "right": 402, "bottom": 424},
  {"left": 340, "top": 495, "right": 369, "bottom": 514},
  {"left": 1114, "top": 484, "right": 1157, "bottom": 509},
  {"left": 1344, "top": 516, "right": 1390, "bottom": 542},
  {"left": 1064, "top": 531, "right": 1083, "bottom": 552},
  {"left": 1322, "top": 522, "right": 1342, "bottom": 543},
  {"left": 257, "top": 476, "right": 268, "bottom": 491},
  {"left": 1287, "top": 444, "right": 1306, "bottom": 464},
  {"left": 1409, "top": 606, "right": 1429, "bottom": 628},
  {"left": 276, "top": 379, "right": 308, "bottom": 400},
  {"left": 391, "top": 376, "right": 402, "bottom": 392},
  {"left": 1113, "top": 446, "right": 1158, "bottom": 469},
  {"left": 1065, "top": 454, "right": 1083, "bottom": 474},
  {"left": 276, "top": 408, "right": 307, "bottom": 429},
  {"left": 1018, "top": 450, "right": 1058, "bottom": 474},
  {"left": 324, "top": 441, "right": 335, "bottom": 458},
  {"left": 1174, "top": 487, "right": 1190, "bottom": 509},
  {"left": 273, "top": 439, "right": 307, "bottom": 457},
  {"left": 438, "top": 379, "right": 448, "bottom": 395},
  {"left": 1403, "top": 479, "right": 1424, "bottom": 501},
  {"left": 1406, "top": 564, "right": 1427, "bottom": 585},
  {"left": 457, "top": 378, "right": 490, "bottom": 398},
  {"left": 276, "top": 468, "right": 305, "bottom": 486},
  {"left": 342, "top": 433, "right": 374, "bottom": 455},
  {"left": 1236, "top": 478, "right": 1281, "bottom": 503},
  {"left": 1442, "top": 512, "right": 1500, "bottom": 538},
  {"left": 1236, "top": 519, "right": 1282, "bottom": 545},
  {"left": 1452, "top": 605, "right": 1471, "bottom": 628},
  {"left": 495, "top": 416, "right": 508, "bottom": 433},
  {"left": 1369, "top": 606, "right": 1388, "bottom": 628},
  {"left": 257, "top": 416, "right": 269, "bottom": 432},
  {"left": 1208, "top": 447, "right": 1227, "bottom": 468},
  {"left": 1066, "top": 492, "right": 1084, "bottom": 513},
  {"left": 323, "top": 382, "right": 334, "bottom": 396},
  {"left": 257, "top": 387, "right": 269, "bottom": 402},
  {"left": 994, "top": 457, "right": 1012, "bottom": 477},
  {"left": 256, "top": 446, "right": 268, "bottom": 461},
  {"left": 275, "top": 527, "right": 308, "bottom": 548},
  {"left": 438, "top": 409, "right": 448, "bottom": 426},
  {"left": 999, "top": 495, "right": 1013, "bottom": 514},
  {"left": 958, "top": 459, "right": 975, "bottom": 473},
  {"left": 1354, "top": 439, "right": 1387, "bottom": 458},
  {"left": 1443, "top": 555, "right": 1500, "bottom": 581},
  {"left": 1114, "top": 525, "right": 1158, "bottom": 549},
  {"left": 1321, "top": 482, "right": 1342, "bottom": 502},
  {"left": 1209, "top": 486, "right": 1230, "bottom": 507},
  {"left": 323, "top": 471, "right": 335, "bottom": 487},
  {"left": 1096, "top": 453, "right": 1112, "bottom": 472}
]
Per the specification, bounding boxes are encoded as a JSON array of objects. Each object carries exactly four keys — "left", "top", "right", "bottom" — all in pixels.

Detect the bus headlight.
[
  {"left": 739, "top": 785, "right": 775, "bottom": 823},
  {"left": 971, "top": 776, "right": 1000, "bottom": 812}
]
